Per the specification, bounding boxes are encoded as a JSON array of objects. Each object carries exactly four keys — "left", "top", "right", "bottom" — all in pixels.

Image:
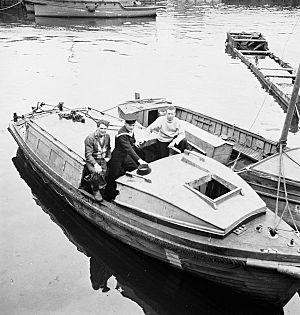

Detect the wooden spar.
[
  {"left": 278, "top": 64, "right": 300, "bottom": 148},
  {"left": 265, "top": 74, "right": 296, "bottom": 79},
  {"left": 258, "top": 67, "right": 294, "bottom": 71}
]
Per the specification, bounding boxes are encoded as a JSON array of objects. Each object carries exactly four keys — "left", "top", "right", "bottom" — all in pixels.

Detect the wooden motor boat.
[
  {"left": 12, "top": 151, "right": 289, "bottom": 314},
  {"left": 28, "top": 0, "right": 161, "bottom": 18},
  {"left": 8, "top": 101, "right": 300, "bottom": 306}
]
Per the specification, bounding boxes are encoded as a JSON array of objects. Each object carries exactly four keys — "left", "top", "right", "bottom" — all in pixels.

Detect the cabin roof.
[
  {"left": 118, "top": 98, "right": 171, "bottom": 116},
  {"left": 31, "top": 109, "right": 152, "bottom": 158},
  {"left": 248, "top": 147, "right": 300, "bottom": 182},
  {"left": 116, "top": 151, "right": 266, "bottom": 235}
]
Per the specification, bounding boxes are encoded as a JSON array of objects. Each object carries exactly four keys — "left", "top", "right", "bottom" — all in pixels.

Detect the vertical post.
[{"left": 278, "top": 64, "right": 300, "bottom": 148}]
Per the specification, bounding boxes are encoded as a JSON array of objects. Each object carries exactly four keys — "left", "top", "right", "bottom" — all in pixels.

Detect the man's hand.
[
  {"left": 94, "top": 163, "right": 102, "bottom": 174},
  {"left": 168, "top": 141, "right": 175, "bottom": 149},
  {"left": 135, "top": 140, "right": 144, "bottom": 148},
  {"left": 138, "top": 159, "right": 146, "bottom": 165}
]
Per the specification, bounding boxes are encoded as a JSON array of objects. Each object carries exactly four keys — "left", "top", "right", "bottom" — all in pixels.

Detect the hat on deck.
[
  {"left": 96, "top": 119, "right": 110, "bottom": 128},
  {"left": 123, "top": 113, "right": 137, "bottom": 124}
]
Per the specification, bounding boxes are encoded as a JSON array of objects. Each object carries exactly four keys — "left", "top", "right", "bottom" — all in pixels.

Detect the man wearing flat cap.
[
  {"left": 105, "top": 113, "right": 146, "bottom": 201},
  {"left": 83, "top": 119, "right": 111, "bottom": 201}
]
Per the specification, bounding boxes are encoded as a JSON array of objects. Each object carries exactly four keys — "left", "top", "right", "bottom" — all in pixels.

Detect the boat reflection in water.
[{"left": 12, "top": 150, "right": 285, "bottom": 315}]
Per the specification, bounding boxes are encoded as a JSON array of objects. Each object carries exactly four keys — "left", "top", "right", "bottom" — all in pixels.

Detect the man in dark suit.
[
  {"left": 105, "top": 113, "right": 146, "bottom": 201},
  {"left": 84, "top": 119, "right": 111, "bottom": 201}
]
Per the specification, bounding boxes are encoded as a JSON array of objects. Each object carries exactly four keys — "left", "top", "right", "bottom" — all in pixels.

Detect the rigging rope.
[
  {"left": 280, "top": 13, "right": 300, "bottom": 60},
  {"left": 274, "top": 144, "right": 299, "bottom": 232},
  {"left": 0, "top": 0, "right": 23, "bottom": 11}
]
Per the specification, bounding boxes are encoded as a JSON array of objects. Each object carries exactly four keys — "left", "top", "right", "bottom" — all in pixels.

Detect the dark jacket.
[
  {"left": 85, "top": 132, "right": 111, "bottom": 166},
  {"left": 111, "top": 126, "right": 140, "bottom": 162}
]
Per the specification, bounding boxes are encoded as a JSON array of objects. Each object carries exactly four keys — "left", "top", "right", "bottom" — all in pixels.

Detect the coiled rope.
[{"left": 0, "top": 0, "right": 23, "bottom": 11}]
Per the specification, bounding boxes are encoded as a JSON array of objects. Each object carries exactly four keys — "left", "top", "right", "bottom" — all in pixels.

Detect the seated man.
[
  {"left": 83, "top": 119, "right": 111, "bottom": 201},
  {"left": 105, "top": 113, "right": 146, "bottom": 201},
  {"left": 147, "top": 105, "right": 188, "bottom": 159}
]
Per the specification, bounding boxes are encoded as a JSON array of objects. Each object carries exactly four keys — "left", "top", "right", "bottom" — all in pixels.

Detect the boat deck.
[
  {"left": 32, "top": 108, "right": 156, "bottom": 159},
  {"left": 116, "top": 151, "right": 267, "bottom": 236}
]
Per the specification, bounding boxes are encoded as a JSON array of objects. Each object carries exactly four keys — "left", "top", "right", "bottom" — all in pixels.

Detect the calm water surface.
[{"left": 1, "top": 1, "right": 300, "bottom": 314}]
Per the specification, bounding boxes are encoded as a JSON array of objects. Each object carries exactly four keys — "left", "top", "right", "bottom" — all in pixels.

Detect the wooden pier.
[{"left": 225, "top": 32, "right": 300, "bottom": 119}]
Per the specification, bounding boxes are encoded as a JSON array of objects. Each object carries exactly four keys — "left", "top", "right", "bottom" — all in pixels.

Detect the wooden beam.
[
  {"left": 264, "top": 74, "right": 296, "bottom": 79},
  {"left": 239, "top": 50, "right": 270, "bottom": 55},
  {"left": 233, "top": 39, "right": 267, "bottom": 43},
  {"left": 259, "top": 67, "right": 294, "bottom": 71}
]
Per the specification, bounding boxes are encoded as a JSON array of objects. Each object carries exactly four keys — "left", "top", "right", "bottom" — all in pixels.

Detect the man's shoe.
[{"left": 93, "top": 190, "right": 103, "bottom": 202}]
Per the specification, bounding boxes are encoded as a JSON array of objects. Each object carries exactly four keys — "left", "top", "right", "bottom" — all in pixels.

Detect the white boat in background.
[{"left": 27, "top": 0, "right": 161, "bottom": 18}]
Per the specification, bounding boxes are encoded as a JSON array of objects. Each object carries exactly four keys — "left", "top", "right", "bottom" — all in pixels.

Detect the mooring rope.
[{"left": 0, "top": 0, "right": 23, "bottom": 11}]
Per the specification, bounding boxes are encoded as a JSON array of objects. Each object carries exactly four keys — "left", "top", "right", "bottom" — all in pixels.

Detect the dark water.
[{"left": 1, "top": 1, "right": 300, "bottom": 314}]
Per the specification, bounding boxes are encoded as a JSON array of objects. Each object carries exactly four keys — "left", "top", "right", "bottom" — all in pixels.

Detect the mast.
[{"left": 278, "top": 64, "right": 300, "bottom": 149}]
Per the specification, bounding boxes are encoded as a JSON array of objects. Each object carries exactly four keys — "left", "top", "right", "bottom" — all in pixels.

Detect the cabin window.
[
  {"left": 36, "top": 139, "right": 51, "bottom": 162},
  {"left": 49, "top": 150, "right": 64, "bottom": 173},
  {"left": 63, "top": 161, "right": 82, "bottom": 186},
  {"left": 26, "top": 130, "right": 37, "bottom": 149}
]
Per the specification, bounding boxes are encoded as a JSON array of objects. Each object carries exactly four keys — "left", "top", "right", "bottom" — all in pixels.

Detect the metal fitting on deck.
[
  {"left": 268, "top": 227, "right": 278, "bottom": 239},
  {"left": 255, "top": 224, "right": 263, "bottom": 233},
  {"left": 287, "top": 239, "right": 295, "bottom": 247},
  {"left": 58, "top": 102, "right": 64, "bottom": 111}
]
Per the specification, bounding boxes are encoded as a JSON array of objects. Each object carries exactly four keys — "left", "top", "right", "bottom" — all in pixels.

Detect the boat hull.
[
  {"left": 34, "top": 1, "right": 158, "bottom": 18},
  {"left": 8, "top": 119, "right": 300, "bottom": 306}
]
